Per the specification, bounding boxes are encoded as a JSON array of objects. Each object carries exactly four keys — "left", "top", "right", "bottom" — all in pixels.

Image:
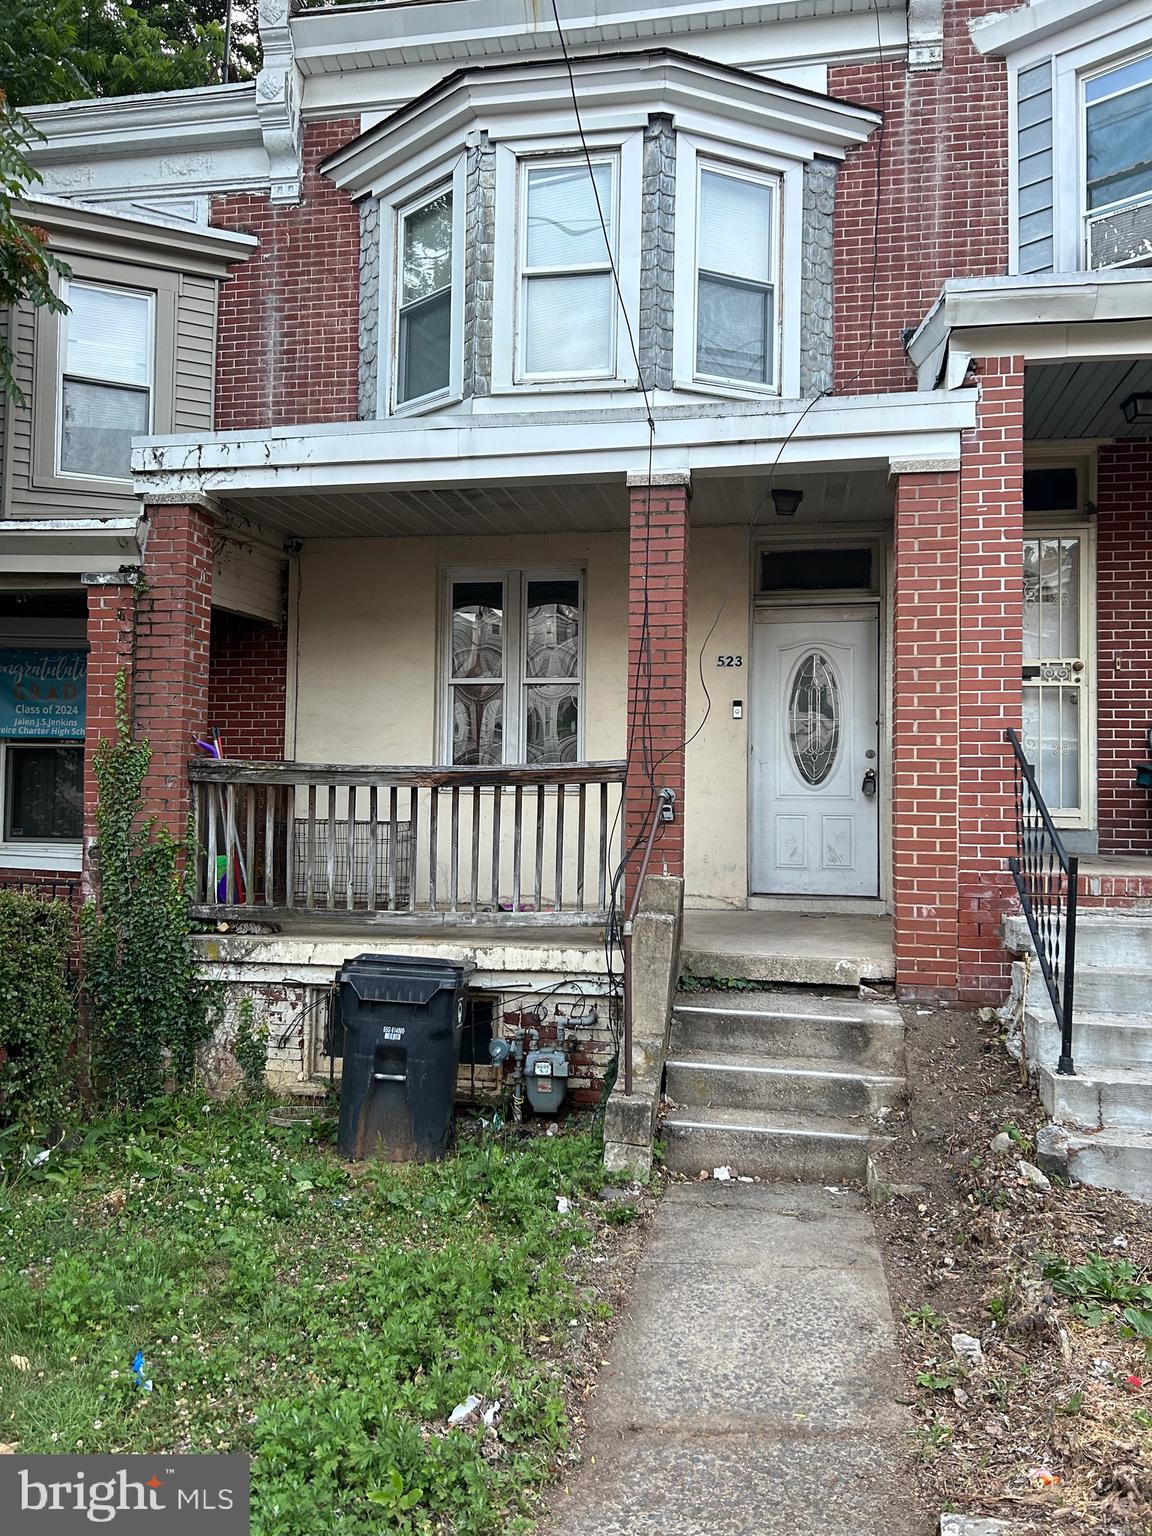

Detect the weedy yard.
[{"left": 0, "top": 1103, "right": 644, "bottom": 1534}]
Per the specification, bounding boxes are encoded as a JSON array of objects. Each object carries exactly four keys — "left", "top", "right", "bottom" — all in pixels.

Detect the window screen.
[
  {"left": 696, "top": 167, "right": 776, "bottom": 386},
  {"left": 397, "top": 187, "right": 453, "bottom": 406},
  {"left": 1085, "top": 54, "right": 1152, "bottom": 212},
  {"left": 760, "top": 548, "right": 873, "bottom": 592}
]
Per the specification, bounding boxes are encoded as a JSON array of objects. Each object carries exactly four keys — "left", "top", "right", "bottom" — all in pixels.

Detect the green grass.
[{"left": 0, "top": 1100, "right": 623, "bottom": 1534}]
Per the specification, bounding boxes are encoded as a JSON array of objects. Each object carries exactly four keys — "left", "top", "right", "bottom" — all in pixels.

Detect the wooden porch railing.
[{"left": 189, "top": 759, "right": 626, "bottom": 925}]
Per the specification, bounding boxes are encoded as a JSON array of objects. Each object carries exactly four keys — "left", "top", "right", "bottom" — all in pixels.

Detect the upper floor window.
[
  {"left": 695, "top": 165, "right": 778, "bottom": 389},
  {"left": 518, "top": 158, "right": 617, "bottom": 382},
  {"left": 396, "top": 186, "right": 454, "bottom": 408},
  {"left": 59, "top": 280, "right": 153, "bottom": 481},
  {"left": 1084, "top": 53, "right": 1152, "bottom": 216}
]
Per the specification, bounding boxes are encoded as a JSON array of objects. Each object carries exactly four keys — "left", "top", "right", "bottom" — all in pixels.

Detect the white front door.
[{"left": 751, "top": 610, "right": 880, "bottom": 897}]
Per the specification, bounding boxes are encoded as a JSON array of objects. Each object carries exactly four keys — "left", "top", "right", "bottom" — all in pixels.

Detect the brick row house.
[{"left": 2, "top": 0, "right": 1151, "bottom": 1143}]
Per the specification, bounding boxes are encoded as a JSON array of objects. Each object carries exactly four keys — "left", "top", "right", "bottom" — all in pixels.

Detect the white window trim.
[
  {"left": 690, "top": 158, "right": 781, "bottom": 394},
  {"left": 1040, "top": 12, "right": 1152, "bottom": 270},
  {"left": 491, "top": 132, "right": 642, "bottom": 395},
  {"left": 440, "top": 566, "right": 586, "bottom": 766},
  {"left": 0, "top": 740, "right": 83, "bottom": 869},
  {"left": 55, "top": 278, "right": 155, "bottom": 486},
  {"left": 671, "top": 132, "right": 803, "bottom": 400},
  {"left": 379, "top": 157, "right": 466, "bottom": 418},
  {"left": 1021, "top": 517, "right": 1097, "bottom": 831}
]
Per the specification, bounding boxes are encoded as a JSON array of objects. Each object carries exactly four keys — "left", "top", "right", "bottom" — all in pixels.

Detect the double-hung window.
[
  {"left": 447, "top": 572, "right": 584, "bottom": 765},
  {"left": 59, "top": 280, "right": 153, "bottom": 480},
  {"left": 395, "top": 185, "right": 454, "bottom": 408},
  {"left": 1084, "top": 53, "right": 1152, "bottom": 217},
  {"left": 694, "top": 164, "right": 778, "bottom": 389},
  {"left": 518, "top": 157, "right": 617, "bottom": 380}
]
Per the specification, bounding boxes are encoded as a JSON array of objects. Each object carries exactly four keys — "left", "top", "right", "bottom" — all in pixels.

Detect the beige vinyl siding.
[
  {"left": 0, "top": 307, "right": 8, "bottom": 515},
  {"left": 213, "top": 532, "right": 286, "bottom": 623},
  {"left": 3, "top": 265, "right": 220, "bottom": 521},
  {"left": 175, "top": 274, "right": 217, "bottom": 433}
]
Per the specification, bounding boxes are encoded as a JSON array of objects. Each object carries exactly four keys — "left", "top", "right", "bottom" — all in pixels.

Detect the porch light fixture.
[
  {"left": 771, "top": 487, "right": 804, "bottom": 518},
  {"left": 1121, "top": 392, "right": 1152, "bottom": 426}
]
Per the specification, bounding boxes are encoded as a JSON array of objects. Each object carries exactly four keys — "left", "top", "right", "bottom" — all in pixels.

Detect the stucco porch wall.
[{"left": 291, "top": 527, "right": 753, "bottom": 909}]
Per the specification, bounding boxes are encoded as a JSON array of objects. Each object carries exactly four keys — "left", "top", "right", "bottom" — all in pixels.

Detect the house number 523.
[{"left": 716, "top": 655, "right": 743, "bottom": 668}]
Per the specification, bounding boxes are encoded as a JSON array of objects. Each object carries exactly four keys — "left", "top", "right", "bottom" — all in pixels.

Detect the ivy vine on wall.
[{"left": 82, "top": 672, "right": 218, "bottom": 1107}]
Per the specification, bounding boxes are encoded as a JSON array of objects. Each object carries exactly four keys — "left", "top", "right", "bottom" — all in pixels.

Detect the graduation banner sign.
[{"left": 0, "top": 650, "right": 87, "bottom": 740}]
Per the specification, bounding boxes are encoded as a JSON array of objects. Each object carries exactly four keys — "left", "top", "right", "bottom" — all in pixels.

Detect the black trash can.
[{"left": 336, "top": 953, "right": 474, "bottom": 1162}]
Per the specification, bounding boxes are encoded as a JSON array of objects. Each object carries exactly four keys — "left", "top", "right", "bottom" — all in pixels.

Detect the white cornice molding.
[
  {"left": 293, "top": 0, "right": 906, "bottom": 77},
  {"left": 24, "top": 16, "right": 305, "bottom": 205},
  {"left": 323, "top": 49, "right": 882, "bottom": 196},
  {"left": 970, "top": 0, "right": 1136, "bottom": 57},
  {"left": 131, "top": 391, "right": 977, "bottom": 496},
  {"left": 15, "top": 196, "right": 257, "bottom": 275},
  {"left": 0, "top": 517, "right": 146, "bottom": 575}
]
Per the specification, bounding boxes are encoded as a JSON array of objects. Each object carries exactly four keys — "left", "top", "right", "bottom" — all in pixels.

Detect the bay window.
[
  {"left": 396, "top": 185, "right": 454, "bottom": 407},
  {"left": 447, "top": 572, "right": 583, "bottom": 765},
  {"left": 59, "top": 280, "right": 153, "bottom": 480},
  {"left": 1084, "top": 53, "right": 1152, "bottom": 215},
  {"left": 694, "top": 163, "right": 778, "bottom": 388},
  {"left": 518, "top": 157, "right": 617, "bottom": 380}
]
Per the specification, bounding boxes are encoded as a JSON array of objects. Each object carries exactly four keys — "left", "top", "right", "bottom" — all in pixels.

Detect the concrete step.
[
  {"left": 1041, "top": 1062, "right": 1152, "bottom": 1132},
  {"left": 1025, "top": 1003, "right": 1152, "bottom": 1071},
  {"left": 1038, "top": 1122, "right": 1152, "bottom": 1204},
  {"left": 1074, "top": 963, "right": 1152, "bottom": 1016},
  {"left": 666, "top": 1050, "right": 904, "bottom": 1118},
  {"left": 662, "top": 1105, "right": 887, "bottom": 1183},
  {"left": 1005, "top": 910, "right": 1152, "bottom": 970},
  {"left": 670, "top": 991, "right": 905, "bottom": 1075}
]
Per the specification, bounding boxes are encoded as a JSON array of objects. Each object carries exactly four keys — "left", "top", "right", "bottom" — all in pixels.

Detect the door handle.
[{"left": 861, "top": 769, "right": 877, "bottom": 798}]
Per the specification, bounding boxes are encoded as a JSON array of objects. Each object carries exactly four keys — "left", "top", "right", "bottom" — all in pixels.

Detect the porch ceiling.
[
  {"left": 1026, "top": 359, "right": 1152, "bottom": 440},
  {"left": 204, "top": 468, "right": 894, "bottom": 540}
]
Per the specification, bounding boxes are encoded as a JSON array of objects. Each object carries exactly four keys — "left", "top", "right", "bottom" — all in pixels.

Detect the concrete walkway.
[
  {"left": 545, "top": 1182, "right": 924, "bottom": 1536},
  {"left": 681, "top": 910, "right": 895, "bottom": 985}
]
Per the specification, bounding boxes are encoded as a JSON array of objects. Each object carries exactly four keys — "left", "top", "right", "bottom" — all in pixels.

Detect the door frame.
[{"left": 748, "top": 530, "right": 891, "bottom": 911}]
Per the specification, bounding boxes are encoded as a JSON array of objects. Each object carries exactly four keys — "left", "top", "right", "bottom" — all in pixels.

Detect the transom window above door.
[{"left": 445, "top": 571, "right": 584, "bottom": 766}]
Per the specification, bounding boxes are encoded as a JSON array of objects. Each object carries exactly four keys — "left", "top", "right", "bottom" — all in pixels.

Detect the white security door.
[{"left": 751, "top": 612, "right": 880, "bottom": 897}]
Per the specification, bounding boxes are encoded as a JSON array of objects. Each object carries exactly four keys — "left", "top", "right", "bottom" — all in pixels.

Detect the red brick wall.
[
  {"left": 624, "top": 481, "right": 689, "bottom": 885},
  {"left": 211, "top": 119, "right": 361, "bottom": 430},
  {"left": 891, "top": 359, "right": 1025, "bottom": 1003},
  {"left": 208, "top": 610, "right": 289, "bottom": 762},
  {"left": 956, "top": 357, "right": 1024, "bottom": 1001},
  {"left": 829, "top": 0, "right": 1010, "bottom": 394},
  {"left": 1096, "top": 440, "right": 1152, "bottom": 855},
  {"left": 84, "top": 507, "right": 214, "bottom": 866},
  {"left": 891, "top": 469, "right": 961, "bottom": 997}
]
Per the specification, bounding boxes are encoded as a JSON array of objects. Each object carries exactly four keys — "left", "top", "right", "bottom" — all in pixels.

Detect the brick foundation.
[
  {"left": 211, "top": 120, "right": 361, "bottom": 430},
  {"left": 624, "top": 480, "right": 689, "bottom": 889}
]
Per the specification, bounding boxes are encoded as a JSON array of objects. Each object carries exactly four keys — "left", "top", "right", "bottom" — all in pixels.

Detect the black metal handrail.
[{"left": 1005, "top": 727, "right": 1078, "bottom": 1076}]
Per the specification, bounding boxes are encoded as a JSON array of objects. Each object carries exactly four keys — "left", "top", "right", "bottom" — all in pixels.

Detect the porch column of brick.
[
  {"left": 135, "top": 503, "right": 215, "bottom": 839},
  {"left": 956, "top": 357, "right": 1025, "bottom": 1001},
  {"left": 624, "top": 472, "right": 690, "bottom": 887},
  {"left": 83, "top": 503, "right": 214, "bottom": 884},
  {"left": 81, "top": 576, "right": 138, "bottom": 880},
  {"left": 890, "top": 464, "right": 962, "bottom": 998}
]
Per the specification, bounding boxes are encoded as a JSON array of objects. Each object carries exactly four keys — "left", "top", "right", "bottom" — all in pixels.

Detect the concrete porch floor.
[{"left": 681, "top": 909, "right": 894, "bottom": 987}]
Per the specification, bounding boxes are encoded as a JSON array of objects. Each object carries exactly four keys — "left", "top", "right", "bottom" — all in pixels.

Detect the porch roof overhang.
[
  {"left": 906, "top": 272, "right": 1152, "bottom": 393},
  {"left": 0, "top": 517, "right": 146, "bottom": 577},
  {"left": 131, "top": 390, "right": 976, "bottom": 537}
]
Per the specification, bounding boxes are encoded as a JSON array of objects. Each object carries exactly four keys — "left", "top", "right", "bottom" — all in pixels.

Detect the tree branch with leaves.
[{"left": 0, "top": 90, "right": 69, "bottom": 404}]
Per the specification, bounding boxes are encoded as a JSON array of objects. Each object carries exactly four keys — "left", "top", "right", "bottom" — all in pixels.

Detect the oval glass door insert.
[{"left": 788, "top": 651, "right": 841, "bottom": 786}]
